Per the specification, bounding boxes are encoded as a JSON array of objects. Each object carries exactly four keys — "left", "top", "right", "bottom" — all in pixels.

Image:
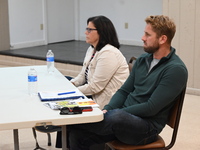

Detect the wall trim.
[
  {"left": 10, "top": 40, "right": 46, "bottom": 49},
  {"left": 186, "top": 88, "right": 200, "bottom": 96}
]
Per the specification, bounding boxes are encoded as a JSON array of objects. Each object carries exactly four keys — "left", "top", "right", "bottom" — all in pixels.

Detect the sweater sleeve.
[
  {"left": 103, "top": 69, "right": 135, "bottom": 110},
  {"left": 104, "top": 64, "right": 188, "bottom": 118},
  {"left": 122, "top": 65, "right": 188, "bottom": 117}
]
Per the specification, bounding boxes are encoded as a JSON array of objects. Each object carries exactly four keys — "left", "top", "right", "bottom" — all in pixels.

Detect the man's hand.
[{"left": 102, "top": 110, "right": 107, "bottom": 114}]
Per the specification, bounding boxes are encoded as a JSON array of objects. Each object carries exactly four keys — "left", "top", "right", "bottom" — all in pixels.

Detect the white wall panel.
[
  {"left": 163, "top": 0, "right": 200, "bottom": 95},
  {"left": 194, "top": 0, "right": 200, "bottom": 90}
]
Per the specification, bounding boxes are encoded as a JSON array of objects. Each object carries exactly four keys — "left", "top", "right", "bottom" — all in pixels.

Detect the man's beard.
[{"left": 143, "top": 42, "right": 159, "bottom": 54}]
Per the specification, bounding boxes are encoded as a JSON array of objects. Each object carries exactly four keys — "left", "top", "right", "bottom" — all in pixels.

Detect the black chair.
[
  {"left": 32, "top": 124, "right": 61, "bottom": 149},
  {"left": 106, "top": 87, "right": 186, "bottom": 150},
  {"left": 128, "top": 56, "right": 137, "bottom": 73},
  {"left": 32, "top": 127, "right": 50, "bottom": 150}
]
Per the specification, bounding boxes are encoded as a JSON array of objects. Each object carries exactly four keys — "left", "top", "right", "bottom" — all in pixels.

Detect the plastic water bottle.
[
  {"left": 46, "top": 50, "right": 55, "bottom": 74},
  {"left": 28, "top": 68, "right": 38, "bottom": 95}
]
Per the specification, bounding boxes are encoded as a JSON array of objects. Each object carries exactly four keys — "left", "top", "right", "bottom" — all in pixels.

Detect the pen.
[{"left": 58, "top": 91, "right": 76, "bottom": 95}]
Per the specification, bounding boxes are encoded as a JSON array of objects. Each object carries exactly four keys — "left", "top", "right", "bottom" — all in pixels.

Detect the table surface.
[{"left": 0, "top": 65, "right": 103, "bottom": 130}]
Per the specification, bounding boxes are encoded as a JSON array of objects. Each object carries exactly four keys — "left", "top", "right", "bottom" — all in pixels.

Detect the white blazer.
[{"left": 71, "top": 44, "right": 129, "bottom": 109}]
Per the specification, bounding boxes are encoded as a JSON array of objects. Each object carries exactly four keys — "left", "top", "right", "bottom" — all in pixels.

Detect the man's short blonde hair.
[{"left": 145, "top": 15, "right": 176, "bottom": 44}]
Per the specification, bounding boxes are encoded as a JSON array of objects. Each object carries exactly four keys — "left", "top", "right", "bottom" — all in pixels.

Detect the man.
[{"left": 67, "top": 15, "right": 188, "bottom": 150}]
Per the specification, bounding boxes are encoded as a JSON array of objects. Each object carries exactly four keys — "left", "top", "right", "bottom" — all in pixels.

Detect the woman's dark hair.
[{"left": 87, "top": 15, "right": 120, "bottom": 51}]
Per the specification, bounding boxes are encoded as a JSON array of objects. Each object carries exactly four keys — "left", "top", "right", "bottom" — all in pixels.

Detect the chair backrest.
[
  {"left": 166, "top": 87, "right": 186, "bottom": 149},
  {"left": 128, "top": 56, "right": 137, "bottom": 73}
]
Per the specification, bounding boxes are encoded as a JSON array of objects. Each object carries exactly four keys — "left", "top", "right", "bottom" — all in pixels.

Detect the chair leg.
[
  {"left": 32, "top": 128, "right": 46, "bottom": 150},
  {"left": 47, "top": 133, "right": 51, "bottom": 146}
]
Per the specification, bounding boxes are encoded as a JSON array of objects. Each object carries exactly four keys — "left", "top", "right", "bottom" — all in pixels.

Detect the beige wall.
[
  {"left": 163, "top": 0, "right": 200, "bottom": 95},
  {"left": 0, "top": 0, "right": 10, "bottom": 51}
]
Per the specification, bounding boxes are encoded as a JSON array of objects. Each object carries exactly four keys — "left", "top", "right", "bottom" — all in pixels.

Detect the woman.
[
  {"left": 71, "top": 15, "right": 129, "bottom": 109},
  {"left": 55, "top": 15, "right": 129, "bottom": 149}
]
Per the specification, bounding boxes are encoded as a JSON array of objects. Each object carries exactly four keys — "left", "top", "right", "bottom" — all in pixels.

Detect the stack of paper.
[{"left": 38, "top": 89, "right": 85, "bottom": 101}]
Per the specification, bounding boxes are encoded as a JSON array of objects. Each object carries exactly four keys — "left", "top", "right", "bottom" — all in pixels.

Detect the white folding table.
[{"left": 0, "top": 65, "right": 103, "bottom": 150}]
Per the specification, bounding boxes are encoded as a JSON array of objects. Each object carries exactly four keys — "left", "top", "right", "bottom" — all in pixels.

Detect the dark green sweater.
[{"left": 103, "top": 47, "right": 188, "bottom": 133}]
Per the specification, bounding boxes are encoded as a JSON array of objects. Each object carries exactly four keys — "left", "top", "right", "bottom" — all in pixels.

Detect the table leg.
[
  {"left": 61, "top": 125, "right": 67, "bottom": 150},
  {"left": 13, "top": 129, "right": 19, "bottom": 150}
]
